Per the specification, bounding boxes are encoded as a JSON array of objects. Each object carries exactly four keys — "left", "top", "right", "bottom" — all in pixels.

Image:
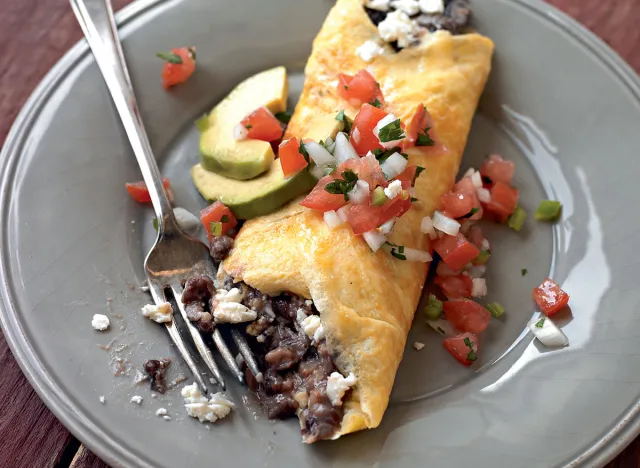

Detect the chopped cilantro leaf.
[
  {"left": 220, "top": 215, "right": 229, "bottom": 223},
  {"left": 324, "top": 170, "right": 359, "bottom": 201},
  {"left": 521, "top": 268, "right": 528, "bottom": 276},
  {"left": 463, "top": 337, "right": 477, "bottom": 361},
  {"left": 371, "top": 98, "right": 382, "bottom": 108},
  {"left": 535, "top": 318, "right": 545, "bottom": 328},
  {"left": 275, "top": 111, "right": 292, "bottom": 124},
  {"left": 373, "top": 146, "right": 402, "bottom": 164},
  {"left": 378, "top": 119, "right": 405, "bottom": 143},
  {"left": 410, "top": 197, "right": 419, "bottom": 202},
  {"left": 299, "top": 141, "right": 310, "bottom": 163},
  {"left": 416, "top": 127, "right": 435, "bottom": 146},
  {"left": 188, "top": 47, "right": 197, "bottom": 60},
  {"left": 460, "top": 207, "right": 480, "bottom": 219},
  {"left": 244, "top": 125, "right": 253, "bottom": 130},
  {"left": 156, "top": 52, "right": 183, "bottom": 64},
  {"left": 335, "top": 110, "right": 353, "bottom": 133}
]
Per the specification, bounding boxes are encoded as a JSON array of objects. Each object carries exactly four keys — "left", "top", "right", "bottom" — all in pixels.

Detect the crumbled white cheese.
[
  {"left": 326, "top": 372, "right": 357, "bottom": 406},
  {"left": 378, "top": 10, "right": 418, "bottom": 48},
  {"left": 213, "top": 302, "right": 257, "bottom": 324},
  {"left": 384, "top": 180, "right": 403, "bottom": 199},
  {"left": 155, "top": 408, "right": 168, "bottom": 417},
  {"left": 215, "top": 287, "right": 244, "bottom": 304},
  {"left": 91, "top": 314, "right": 110, "bottom": 331},
  {"left": 471, "top": 278, "right": 487, "bottom": 297},
  {"left": 314, "top": 325, "right": 325, "bottom": 343},
  {"left": 391, "top": 0, "right": 420, "bottom": 16},
  {"left": 418, "top": 0, "right": 444, "bottom": 14},
  {"left": 256, "top": 334, "right": 266, "bottom": 343},
  {"left": 141, "top": 302, "right": 173, "bottom": 323},
  {"left": 480, "top": 238, "right": 490, "bottom": 251},
  {"left": 163, "top": 415, "right": 171, "bottom": 421},
  {"left": 413, "top": 341, "right": 426, "bottom": 351},
  {"left": 296, "top": 308, "right": 308, "bottom": 324},
  {"left": 181, "top": 382, "right": 234, "bottom": 423},
  {"left": 301, "top": 315, "right": 323, "bottom": 341},
  {"left": 365, "top": 0, "right": 391, "bottom": 11},
  {"left": 356, "top": 40, "right": 385, "bottom": 62},
  {"left": 305, "top": 300, "right": 313, "bottom": 307},
  {"left": 99, "top": 396, "right": 106, "bottom": 404},
  {"left": 130, "top": 395, "right": 143, "bottom": 405}
]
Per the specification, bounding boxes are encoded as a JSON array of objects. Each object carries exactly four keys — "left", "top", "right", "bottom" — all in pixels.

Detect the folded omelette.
[{"left": 221, "top": 0, "right": 494, "bottom": 442}]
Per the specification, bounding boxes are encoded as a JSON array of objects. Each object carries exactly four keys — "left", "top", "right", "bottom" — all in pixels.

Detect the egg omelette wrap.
[{"left": 222, "top": 0, "right": 494, "bottom": 441}]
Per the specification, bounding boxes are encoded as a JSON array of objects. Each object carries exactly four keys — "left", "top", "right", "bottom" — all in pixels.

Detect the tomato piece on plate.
[
  {"left": 444, "top": 299, "right": 491, "bottom": 334},
  {"left": 279, "top": 137, "right": 308, "bottom": 178},
  {"left": 344, "top": 194, "right": 411, "bottom": 235},
  {"left": 485, "top": 181, "right": 519, "bottom": 222},
  {"left": 443, "top": 333, "right": 479, "bottom": 367},
  {"left": 126, "top": 178, "right": 171, "bottom": 203},
  {"left": 239, "top": 107, "right": 283, "bottom": 142},
  {"left": 440, "top": 191, "right": 477, "bottom": 219},
  {"left": 432, "top": 233, "right": 480, "bottom": 271},
  {"left": 158, "top": 47, "right": 196, "bottom": 89},
  {"left": 336, "top": 69, "right": 384, "bottom": 106},
  {"left": 200, "top": 201, "right": 238, "bottom": 239},
  {"left": 532, "top": 278, "right": 570, "bottom": 316},
  {"left": 480, "top": 154, "right": 515, "bottom": 185},
  {"left": 404, "top": 104, "right": 438, "bottom": 148},
  {"left": 300, "top": 176, "right": 348, "bottom": 212},
  {"left": 350, "top": 103, "right": 388, "bottom": 155},
  {"left": 435, "top": 275, "right": 473, "bottom": 299}
]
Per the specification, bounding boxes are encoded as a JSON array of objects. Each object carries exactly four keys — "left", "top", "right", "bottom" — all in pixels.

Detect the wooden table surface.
[{"left": 1, "top": 0, "right": 639, "bottom": 466}]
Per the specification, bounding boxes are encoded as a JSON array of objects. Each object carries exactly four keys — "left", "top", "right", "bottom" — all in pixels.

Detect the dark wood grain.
[{"left": 0, "top": 0, "right": 639, "bottom": 467}]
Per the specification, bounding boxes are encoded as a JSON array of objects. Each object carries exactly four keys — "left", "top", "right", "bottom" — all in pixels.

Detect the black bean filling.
[
  {"left": 143, "top": 358, "right": 171, "bottom": 394},
  {"left": 179, "top": 235, "right": 349, "bottom": 442},
  {"left": 365, "top": 0, "right": 471, "bottom": 42}
]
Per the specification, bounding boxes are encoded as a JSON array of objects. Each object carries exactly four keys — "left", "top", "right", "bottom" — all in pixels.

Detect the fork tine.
[
  {"left": 170, "top": 283, "right": 226, "bottom": 390},
  {"left": 212, "top": 329, "right": 244, "bottom": 383},
  {"left": 231, "top": 329, "right": 263, "bottom": 383},
  {"left": 148, "top": 284, "right": 212, "bottom": 393}
]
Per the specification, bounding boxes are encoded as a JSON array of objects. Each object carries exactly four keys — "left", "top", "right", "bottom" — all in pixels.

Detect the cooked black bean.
[
  {"left": 263, "top": 393, "right": 299, "bottom": 419},
  {"left": 182, "top": 276, "right": 214, "bottom": 303},
  {"left": 243, "top": 286, "right": 267, "bottom": 311},
  {"left": 185, "top": 302, "right": 214, "bottom": 333},
  {"left": 417, "top": 0, "right": 471, "bottom": 34},
  {"left": 209, "top": 235, "right": 234, "bottom": 261},
  {"left": 143, "top": 358, "right": 171, "bottom": 394}
]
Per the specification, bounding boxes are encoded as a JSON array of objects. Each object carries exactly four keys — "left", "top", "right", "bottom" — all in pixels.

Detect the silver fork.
[{"left": 70, "top": 0, "right": 260, "bottom": 393}]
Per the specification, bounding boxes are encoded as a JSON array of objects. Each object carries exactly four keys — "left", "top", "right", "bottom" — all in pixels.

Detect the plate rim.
[{"left": 1, "top": 0, "right": 639, "bottom": 467}]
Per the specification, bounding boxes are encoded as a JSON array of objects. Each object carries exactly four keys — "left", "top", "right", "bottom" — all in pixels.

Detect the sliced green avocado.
[
  {"left": 199, "top": 66, "right": 288, "bottom": 180},
  {"left": 191, "top": 160, "right": 316, "bottom": 219}
]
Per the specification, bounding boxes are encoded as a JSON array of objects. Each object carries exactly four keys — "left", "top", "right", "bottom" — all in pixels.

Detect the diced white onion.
[
  {"left": 404, "top": 247, "right": 432, "bottom": 262},
  {"left": 352, "top": 127, "right": 362, "bottom": 144},
  {"left": 324, "top": 137, "right": 336, "bottom": 154},
  {"left": 427, "top": 318, "right": 456, "bottom": 337},
  {"left": 304, "top": 142, "right": 337, "bottom": 166},
  {"left": 323, "top": 210, "right": 344, "bottom": 229},
  {"left": 336, "top": 205, "right": 350, "bottom": 223},
  {"left": 383, "top": 180, "right": 403, "bottom": 199},
  {"left": 436, "top": 261, "right": 459, "bottom": 277},
  {"left": 378, "top": 218, "right": 396, "bottom": 234},
  {"left": 432, "top": 211, "right": 461, "bottom": 236},
  {"left": 363, "top": 230, "right": 387, "bottom": 252},
  {"left": 233, "top": 124, "right": 248, "bottom": 140},
  {"left": 380, "top": 152, "right": 408, "bottom": 179},
  {"left": 471, "top": 171, "right": 483, "bottom": 188},
  {"left": 528, "top": 316, "right": 569, "bottom": 348},
  {"left": 476, "top": 187, "right": 491, "bottom": 203},
  {"left": 333, "top": 132, "right": 359, "bottom": 162},
  {"left": 481, "top": 238, "right": 491, "bottom": 251},
  {"left": 173, "top": 207, "right": 200, "bottom": 235},
  {"left": 347, "top": 180, "right": 370, "bottom": 204},
  {"left": 466, "top": 264, "right": 486, "bottom": 278},
  {"left": 471, "top": 278, "right": 487, "bottom": 297},
  {"left": 420, "top": 216, "right": 437, "bottom": 239},
  {"left": 463, "top": 168, "right": 475, "bottom": 178},
  {"left": 373, "top": 113, "right": 404, "bottom": 149},
  {"left": 309, "top": 165, "right": 326, "bottom": 180}
]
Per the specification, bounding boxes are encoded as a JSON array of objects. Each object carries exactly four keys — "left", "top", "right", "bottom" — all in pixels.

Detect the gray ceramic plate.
[{"left": 2, "top": 0, "right": 640, "bottom": 466}]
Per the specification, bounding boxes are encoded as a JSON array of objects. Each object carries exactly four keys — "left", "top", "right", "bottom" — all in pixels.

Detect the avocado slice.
[
  {"left": 199, "top": 67, "right": 288, "bottom": 180},
  {"left": 191, "top": 160, "right": 316, "bottom": 219}
]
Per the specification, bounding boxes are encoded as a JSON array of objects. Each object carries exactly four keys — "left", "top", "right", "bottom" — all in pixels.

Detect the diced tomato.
[
  {"left": 440, "top": 191, "right": 477, "bottom": 219},
  {"left": 336, "top": 69, "right": 384, "bottom": 107},
  {"left": 443, "top": 333, "right": 479, "bottom": 367},
  {"left": 200, "top": 201, "right": 238, "bottom": 239},
  {"left": 350, "top": 103, "right": 388, "bottom": 155},
  {"left": 345, "top": 195, "right": 412, "bottom": 235},
  {"left": 394, "top": 165, "right": 420, "bottom": 189},
  {"left": 465, "top": 225, "right": 485, "bottom": 250},
  {"left": 436, "top": 261, "right": 460, "bottom": 277},
  {"left": 433, "top": 233, "right": 480, "bottom": 271},
  {"left": 279, "top": 137, "right": 308, "bottom": 178},
  {"left": 341, "top": 156, "right": 388, "bottom": 189},
  {"left": 159, "top": 47, "right": 196, "bottom": 89},
  {"left": 444, "top": 299, "right": 491, "bottom": 334},
  {"left": 435, "top": 275, "right": 473, "bottom": 299},
  {"left": 404, "top": 104, "right": 438, "bottom": 148},
  {"left": 126, "top": 178, "right": 171, "bottom": 203},
  {"left": 480, "top": 154, "right": 515, "bottom": 185},
  {"left": 484, "top": 181, "right": 519, "bottom": 223},
  {"left": 532, "top": 278, "right": 570, "bottom": 317},
  {"left": 239, "top": 107, "right": 283, "bottom": 142},
  {"left": 300, "top": 176, "right": 348, "bottom": 212}
]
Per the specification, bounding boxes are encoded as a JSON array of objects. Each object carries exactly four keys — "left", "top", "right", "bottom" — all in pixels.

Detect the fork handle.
[{"left": 70, "top": 0, "right": 177, "bottom": 233}]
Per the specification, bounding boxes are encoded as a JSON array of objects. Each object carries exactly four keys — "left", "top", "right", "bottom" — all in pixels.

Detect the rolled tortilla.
[{"left": 223, "top": 0, "right": 494, "bottom": 441}]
